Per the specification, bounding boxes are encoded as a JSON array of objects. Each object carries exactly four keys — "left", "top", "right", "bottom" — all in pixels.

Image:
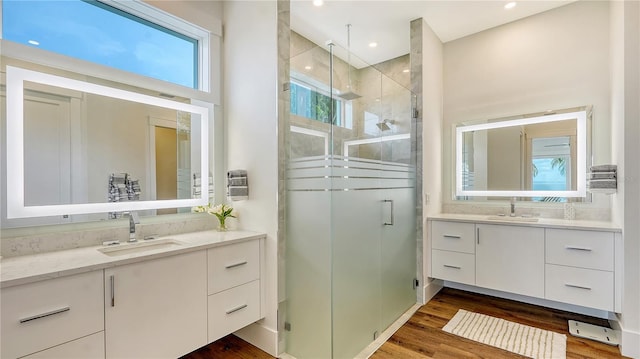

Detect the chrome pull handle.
[
  {"left": 565, "top": 246, "right": 592, "bottom": 252},
  {"left": 443, "top": 235, "right": 461, "bottom": 239},
  {"left": 383, "top": 199, "right": 394, "bottom": 226},
  {"left": 225, "top": 261, "right": 248, "bottom": 269},
  {"left": 443, "top": 265, "right": 461, "bottom": 269},
  {"left": 20, "top": 307, "right": 70, "bottom": 323},
  {"left": 565, "top": 283, "right": 592, "bottom": 290},
  {"left": 476, "top": 227, "right": 480, "bottom": 244},
  {"left": 110, "top": 275, "right": 115, "bottom": 307},
  {"left": 226, "top": 304, "right": 248, "bottom": 315}
]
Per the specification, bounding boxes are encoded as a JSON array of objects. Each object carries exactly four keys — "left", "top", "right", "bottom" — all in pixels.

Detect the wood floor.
[{"left": 181, "top": 287, "right": 627, "bottom": 359}]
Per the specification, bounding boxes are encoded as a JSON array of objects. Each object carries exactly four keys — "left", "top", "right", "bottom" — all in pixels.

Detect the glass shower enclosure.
[{"left": 286, "top": 33, "right": 417, "bottom": 358}]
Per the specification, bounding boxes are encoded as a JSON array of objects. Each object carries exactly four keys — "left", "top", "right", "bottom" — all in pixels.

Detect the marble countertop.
[
  {"left": 427, "top": 213, "right": 621, "bottom": 232},
  {"left": 0, "top": 230, "right": 266, "bottom": 289}
]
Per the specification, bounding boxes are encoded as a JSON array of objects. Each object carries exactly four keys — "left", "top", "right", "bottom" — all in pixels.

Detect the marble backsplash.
[
  {"left": 0, "top": 214, "right": 218, "bottom": 258},
  {"left": 442, "top": 202, "right": 612, "bottom": 222}
]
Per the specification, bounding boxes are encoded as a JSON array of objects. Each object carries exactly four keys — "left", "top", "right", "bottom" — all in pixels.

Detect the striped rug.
[{"left": 442, "top": 309, "right": 566, "bottom": 359}]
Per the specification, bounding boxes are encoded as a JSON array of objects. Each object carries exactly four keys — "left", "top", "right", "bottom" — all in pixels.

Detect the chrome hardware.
[
  {"left": 225, "top": 261, "right": 248, "bottom": 269},
  {"left": 443, "top": 234, "right": 461, "bottom": 239},
  {"left": 477, "top": 227, "right": 480, "bottom": 244},
  {"left": 226, "top": 304, "right": 248, "bottom": 314},
  {"left": 510, "top": 197, "right": 517, "bottom": 217},
  {"left": 127, "top": 211, "right": 140, "bottom": 242},
  {"left": 444, "top": 265, "right": 461, "bottom": 269},
  {"left": 110, "top": 275, "right": 115, "bottom": 307},
  {"left": 19, "top": 307, "right": 70, "bottom": 323},
  {"left": 565, "top": 283, "right": 592, "bottom": 290},
  {"left": 383, "top": 199, "right": 394, "bottom": 226},
  {"left": 565, "top": 246, "right": 593, "bottom": 251}
]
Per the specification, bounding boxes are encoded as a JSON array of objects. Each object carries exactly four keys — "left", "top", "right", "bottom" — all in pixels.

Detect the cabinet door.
[
  {"left": 105, "top": 251, "right": 207, "bottom": 359},
  {"left": 476, "top": 224, "right": 544, "bottom": 298}
]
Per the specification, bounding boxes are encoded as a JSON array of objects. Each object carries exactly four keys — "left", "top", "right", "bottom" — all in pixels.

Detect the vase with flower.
[{"left": 194, "top": 203, "right": 237, "bottom": 231}]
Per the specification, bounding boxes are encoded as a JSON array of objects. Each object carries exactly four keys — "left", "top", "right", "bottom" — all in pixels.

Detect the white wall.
[
  {"left": 420, "top": 18, "right": 444, "bottom": 297},
  {"left": 611, "top": 1, "right": 640, "bottom": 357},
  {"left": 222, "top": 1, "right": 279, "bottom": 356},
  {"left": 442, "top": 1, "right": 611, "bottom": 212}
]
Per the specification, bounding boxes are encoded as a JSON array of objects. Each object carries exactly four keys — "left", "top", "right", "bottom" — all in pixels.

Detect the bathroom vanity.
[
  {"left": 428, "top": 214, "right": 622, "bottom": 314},
  {"left": 0, "top": 230, "right": 265, "bottom": 359}
]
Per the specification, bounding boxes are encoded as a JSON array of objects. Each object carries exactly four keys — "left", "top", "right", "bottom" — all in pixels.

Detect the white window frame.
[{"left": 0, "top": 0, "right": 220, "bottom": 102}]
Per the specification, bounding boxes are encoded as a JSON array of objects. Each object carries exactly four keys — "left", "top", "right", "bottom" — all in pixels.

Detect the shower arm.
[{"left": 347, "top": 24, "right": 353, "bottom": 91}]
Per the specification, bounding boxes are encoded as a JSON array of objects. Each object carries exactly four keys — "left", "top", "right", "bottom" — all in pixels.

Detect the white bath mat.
[{"left": 442, "top": 309, "right": 567, "bottom": 359}]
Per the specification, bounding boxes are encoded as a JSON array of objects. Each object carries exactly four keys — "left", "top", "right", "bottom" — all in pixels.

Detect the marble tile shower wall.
[{"left": 290, "top": 31, "right": 412, "bottom": 163}]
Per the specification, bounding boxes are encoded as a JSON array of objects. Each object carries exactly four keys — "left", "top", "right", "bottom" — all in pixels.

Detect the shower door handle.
[{"left": 383, "top": 199, "right": 394, "bottom": 226}]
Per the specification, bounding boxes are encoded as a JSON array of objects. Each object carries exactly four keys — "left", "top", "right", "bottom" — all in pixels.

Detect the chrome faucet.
[
  {"left": 510, "top": 197, "right": 517, "bottom": 217},
  {"left": 128, "top": 212, "right": 140, "bottom": 242}
]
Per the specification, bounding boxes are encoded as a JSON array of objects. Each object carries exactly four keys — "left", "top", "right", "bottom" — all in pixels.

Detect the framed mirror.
[
  {"left": 5, "top": 66, "right": 210, "bottom": 219},
  {"left": 455, "top": 108, "right": 589, "bottom": 199}
]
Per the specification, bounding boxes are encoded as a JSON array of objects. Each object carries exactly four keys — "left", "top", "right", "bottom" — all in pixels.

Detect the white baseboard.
[
  {"left": 234, "top": 322, "right": 279, "bottom": 357},
  {"left": 610, "top": 318, "right": 640, "bottom": 358},
  {"left": 423, "top": 278, "right": 444, "bottom": 304},
  {"left": 355, "top": 303, "right": 421, "bottom": 359}
]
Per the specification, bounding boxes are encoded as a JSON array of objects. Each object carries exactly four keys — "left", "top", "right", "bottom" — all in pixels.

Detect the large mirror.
[
  {"left": 4, "top": 66, "right": 209, "bottom": 223},
  {"left": 455, "top": 107, "right": 589, "bottom": 199}
]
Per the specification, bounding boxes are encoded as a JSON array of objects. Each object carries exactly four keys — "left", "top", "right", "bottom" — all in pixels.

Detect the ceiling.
[{"left": 291, "top": 0, "right": 576, "bottom": 66}]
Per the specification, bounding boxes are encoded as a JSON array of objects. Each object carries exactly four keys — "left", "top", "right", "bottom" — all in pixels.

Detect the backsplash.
[
  {"left": 442, "top": 202, "right": 611, "bottom": 222},
  {"left": 0, "top": 214, "right": 217, "bottom": 258}
]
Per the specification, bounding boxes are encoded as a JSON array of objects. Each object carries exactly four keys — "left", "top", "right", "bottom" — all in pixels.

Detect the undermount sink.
[
  {"left": 98, "top": 239, "right": 184, "bottom": 257},
  {"left": 486, "top": 215, "right": 539, "bottom": 223}
]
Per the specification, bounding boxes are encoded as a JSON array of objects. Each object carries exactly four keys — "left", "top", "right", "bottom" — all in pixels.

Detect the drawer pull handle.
[
  {"left": 19, "top": 307, "right": 70, "bottom": 323},
  {"left": 565, "top": 283, "right": 592, "bottom": 290},
  {"left": 443, "top": 235, "right": 461, "bottom": 239},
  {"left": 110, "top": 275, "right": 116, "bottom": 307},
  {"left": 225, "top": 261, "right": 248, "bottom": 269},
  {"left": 226, "top": 304, "right": 248, "bottom": 314},
  {"left": 565, "top": 246, "right": 592, "bottom": 252},
  {"left": 443, "top": 265, "right": 461, "bottom": 269}
]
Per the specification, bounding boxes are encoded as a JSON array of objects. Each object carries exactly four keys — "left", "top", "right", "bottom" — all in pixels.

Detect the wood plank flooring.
[{"left": 181, "top": 287, "right": 627, "bottom": 359}]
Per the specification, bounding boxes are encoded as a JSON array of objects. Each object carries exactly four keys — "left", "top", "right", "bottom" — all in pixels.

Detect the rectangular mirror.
[
  {"left": 5, "top": 66, "right": 209, "bottom": 219},
  {"left": 456, "top": 108, "right": 588, "bottom": 198}
]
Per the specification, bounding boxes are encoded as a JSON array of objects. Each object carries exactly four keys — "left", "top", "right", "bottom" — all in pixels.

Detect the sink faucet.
[
  {"left": 128, "top": 212, "right": 140, "bottom": 242},
  {"left": 510, "top": 197, "right": 517, "bottom": 217}
]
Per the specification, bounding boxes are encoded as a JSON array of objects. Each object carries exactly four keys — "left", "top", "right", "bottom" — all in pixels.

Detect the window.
[
  {"left": 290, "top": 77, "right": 352, "bottom": 129},
  {"left": 2, "top": 0, "right": 205, "bottom": 89},
  {"left": 531, "top": 136, "right": 572, "bottom": 194}
]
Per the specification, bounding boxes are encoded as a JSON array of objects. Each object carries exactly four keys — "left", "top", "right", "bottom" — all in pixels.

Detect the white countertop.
[
  {"left": 427, "top": 213, "right": 621, "bottom": 232},
  {"left": 0, "top": 230, "right": 266, "bottom": 289}
]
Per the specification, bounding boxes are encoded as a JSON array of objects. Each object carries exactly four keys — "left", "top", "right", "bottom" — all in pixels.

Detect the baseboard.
[
  {"left": 610, "top": 317, "right": 640, "bottom": 358},
  {"left": 423, "top": 278, "right": 444, "bottom": 304},
  {"left": 234, "top": 322, "right": 279, "bottom": 357},
  {"left": 354, "top": 303, "right": 421, "bottom": 359}
]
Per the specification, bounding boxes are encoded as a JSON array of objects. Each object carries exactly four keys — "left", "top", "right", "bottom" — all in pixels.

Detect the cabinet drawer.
[
  {"left": 546, "top": 229, "right": 614, "bottom": 271},
  {"left": 208, "top": 240, "right": 260, "bottom": 294},
  {"left": 1, "top": 271, "right": 104, "bottom": 359},
  {"left": 545, "top": 264, "right": 613, "bottom": 311},
  {"left": 24, "top": 331, "right": 104, "bottom": 359},
  {"left": 208, "top": 280, "right": 261, "bottom": 342},
  {"left": 431, "top": 249, "right": 475, "bottom": 285},
  {"left": 431, "top": 221, "right": 475, "bottom": 254}
]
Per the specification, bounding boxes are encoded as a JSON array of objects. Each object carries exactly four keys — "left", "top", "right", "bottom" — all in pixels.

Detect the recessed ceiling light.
[
  {"left": 304, "top": 65, "right": 312, "bottom": 70},
  {"left": 402, "top": 69, "right": 410, "bottom": 73},
  {"left": 504, "top": 2, "right": 517, "bottom": 9},
  {"left": 313, "top": 0, "right": 323, "bottom": 6},
  {"left": 28, "top": 40, "right": 40, "bottom": 46},
  {"left": 369, "top": 42, "right": 378, "bottom": 48}
]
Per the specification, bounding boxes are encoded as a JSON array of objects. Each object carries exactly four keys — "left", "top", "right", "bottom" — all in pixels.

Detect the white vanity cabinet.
[
  {"left": 431, "top": 221, "right": 476, "bottom": 285},
  {"left": 0, "top": 271, "right": 104, "bottom": 359},
  {"left": 429, "top": 218, "right": 619, "bottom": 313},
  {"left": 545, "top": 228, "right": 615, "bottom": 311},
  {"left": 207, "top": 239, "right": 262, "bottom": 342},
  {"left": 476, "top": 224, "right": 545, "bottom": 298},
  {"left": 104, "top": 250, "right": 208, "bottom": 359}
]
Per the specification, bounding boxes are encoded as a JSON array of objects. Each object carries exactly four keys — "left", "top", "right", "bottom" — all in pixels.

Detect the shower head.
[
  {"left": 337, "top": 91, "right": 362, "bottom": 100},
  {"left": 376, "top": 119, "right": 395, "bottom": 131}
]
